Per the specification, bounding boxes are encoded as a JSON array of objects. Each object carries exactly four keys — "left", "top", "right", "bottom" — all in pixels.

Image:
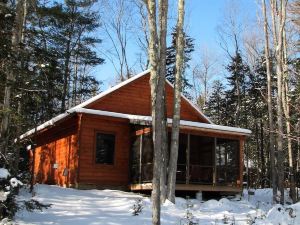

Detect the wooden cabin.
[{"left": 21, "top": 70, "right": 251, "bottom": 194}]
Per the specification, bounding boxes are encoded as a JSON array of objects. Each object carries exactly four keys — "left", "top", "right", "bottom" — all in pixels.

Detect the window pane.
[{"left": 95, "top": 133, "right": 115, "bottom": 164}]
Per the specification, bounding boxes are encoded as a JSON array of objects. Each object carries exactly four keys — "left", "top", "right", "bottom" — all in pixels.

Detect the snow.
[
  {"left": 14, "top": 185, "right": 300, "bottom": 225},
  {"left": 0, "top": 168, "right": 10, "bottom": 179},
  {"left": 10, "top": 178, "right": 23, "bottom": 187},
  {"left": 0, "top": 191, "right": 9, "bottom": 202}
]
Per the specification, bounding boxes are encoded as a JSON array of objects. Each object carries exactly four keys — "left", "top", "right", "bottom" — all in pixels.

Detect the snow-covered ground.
[{"left": 13, "top": 185, "right": 300, "bottom": 225}]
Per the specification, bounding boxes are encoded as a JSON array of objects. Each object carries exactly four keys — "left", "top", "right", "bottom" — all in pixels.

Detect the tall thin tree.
[
  {"left": 262, "top": 0, "right": 277, "bottom": 203},
  {"left": 144, "top": 0, "right": 168, "bottom": 223},
  {"left": 167, "top": 0, "right": 185, "bottom": 204}
]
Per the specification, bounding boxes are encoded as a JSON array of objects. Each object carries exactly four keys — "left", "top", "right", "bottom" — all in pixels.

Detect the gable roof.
[
  {"left": 73, "top": 69, "right": 212, "bottom": 123},
  {"left": 19, "top": 70, "right": 214, "bottom": 140}
]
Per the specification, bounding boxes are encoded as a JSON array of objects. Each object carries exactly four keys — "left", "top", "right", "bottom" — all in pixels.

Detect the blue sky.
[{"left": 93, "top": 0, "right": 258, "bottom": 90}]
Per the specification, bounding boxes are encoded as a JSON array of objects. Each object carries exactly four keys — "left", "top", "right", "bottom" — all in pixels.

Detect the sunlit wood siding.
[
  {"left": 86, "top": 72, "right": 208, "bottom": 123},
  {"left": 77, "top": 114, "right": 131, "bottom": 188},
  {"left": 33, "top": 115, "right": 79, "bottom": 187}
]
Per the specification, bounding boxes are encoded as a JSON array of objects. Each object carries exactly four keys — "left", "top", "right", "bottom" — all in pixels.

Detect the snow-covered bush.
[
  {"left": 132, "top": 198, "right": 143, "bottom": 216},
  {"left": 180, "top": 196, "right": 198, "bottom": 225},
  {"left": 22, "top": 199, "right": 51, "bottom": 212},
  {"left": 0, "top": 167, "right": 23, "bottom": 220}
]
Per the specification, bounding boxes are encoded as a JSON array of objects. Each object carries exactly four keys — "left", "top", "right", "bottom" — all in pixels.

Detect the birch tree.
[
  {"left": 261, "top": 0, "right": 277, "bottom": 203},
  {"left": 167, "top": 0, "right": 185, "bottom": 204},
  {"left": 144, "top": 0, "right": 168, "bottom": 223},
  {"left": 192, "top": 47, "right": 218, "bottom": 111},
  {"left": 158, "top": 0, "right": 168, "bottom": 203},
  {"left": 270, "top": 0, "right": 288, "bottom": 204},
  {"left": 282, "top": 2, "right": 296, "bottom": 203}
]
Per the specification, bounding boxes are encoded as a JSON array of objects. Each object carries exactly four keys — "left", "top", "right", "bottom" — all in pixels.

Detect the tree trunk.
[
  {"left": 234, "top": 67, "right": 241, "bottom": 127},
  {"left": 167, "top": 0, "right": 185, "bottom": 204},
  {"left": 1, "top": 0, "right": 27, "bottom": 155},
  {"left": 158, "top": 0, "right": 168, "bottom": 203},
  {"left": 145, "top": 0, "right": 162, "bottom": 224},
  {"left": 260, "top": 119, "right": 266, "bottom": 188},
  {"left": 61, "top": 36, "right": 71, "bottom": 112},
  {"left": 271, "top": 0, "right": 287, "bottom": 204},
  {"left": 282, "top": 25, "right": 296, "bottom": 203},
  {"left": 262, "top": 0, "right": 277, "bottom": 203}
]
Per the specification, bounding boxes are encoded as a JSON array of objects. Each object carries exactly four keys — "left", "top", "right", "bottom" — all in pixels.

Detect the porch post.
[
  {"left": 239, "top": 137, "right": 245, "bottom": 188},
  {"left": 139, "top": 134, "right": 143, "bottom": 184},
  {"left": 186, "top": 133, "right": 190, "bottom": 184},
  {"left": 213, "top": 137, "right": 217, "bottom": 185}
]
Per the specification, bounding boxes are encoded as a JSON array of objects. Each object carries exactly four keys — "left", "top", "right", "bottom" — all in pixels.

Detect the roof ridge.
[{"left": 19, "top": 70, "right": 214, "bottom": 140}]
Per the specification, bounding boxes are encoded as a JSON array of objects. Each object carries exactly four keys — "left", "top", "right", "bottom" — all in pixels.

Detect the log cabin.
[{"left": 21, "top": 70, "right": 251, "bottom": 194}]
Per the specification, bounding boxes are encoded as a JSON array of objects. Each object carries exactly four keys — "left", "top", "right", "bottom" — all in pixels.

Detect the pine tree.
[
  {"left": 225, "top": 52, "right": 250, "bottom": 127},
  {"left": 206, "top": 80, "right": 226, "bottom": 125},
  {"left": 166, "top": 29, "right": 194, "bottom": 95},
  {"left": 33, "top": 0, "right": 104, "bottom": 113}
]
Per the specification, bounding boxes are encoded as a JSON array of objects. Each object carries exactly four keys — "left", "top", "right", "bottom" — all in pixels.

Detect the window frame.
[{"left": 94, "top": 130, "right": 116, "bottom": 166}]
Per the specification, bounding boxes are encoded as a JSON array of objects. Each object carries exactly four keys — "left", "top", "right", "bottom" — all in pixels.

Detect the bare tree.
[
  {"left": 144, "top": 0, "right": 168, "bottom": 223},
  {"left": 100, "top": 0, "right": 133, "bottom": 81},
  {"left": 158, "top": 0, "right": 169, "bottom": 203},
  {"left": 216, "top": 0, "right": 244, "bottom": 58},
  {"left": 167, "top": 0, "right": 185, "bottom": 204},
  {"left": 133, "top": 0, "right": 150, "bottom": 70},
  {"left": 192, "top": 47, "right": 218, "bottom": 111},
  {"left": 261, "top": 0, "right": 277, "bottom": 204},
  {"left": 270, "top": 0, "right": 288, "bottom": 204},
  {"left": 282, "top": 8, "right": 297, "bottom": 203}
]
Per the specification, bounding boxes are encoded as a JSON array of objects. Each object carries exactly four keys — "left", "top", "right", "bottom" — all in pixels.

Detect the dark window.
[
  {"left": 216, "top": 138, "right": 239, "bottom": 184},
  {"left": 95, "top": 133, "right": 115, "bottom": 164}
]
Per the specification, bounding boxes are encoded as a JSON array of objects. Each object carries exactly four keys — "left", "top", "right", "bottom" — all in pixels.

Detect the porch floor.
[{"left": 129, "top": 183, "right": 242, "bottom": 192}]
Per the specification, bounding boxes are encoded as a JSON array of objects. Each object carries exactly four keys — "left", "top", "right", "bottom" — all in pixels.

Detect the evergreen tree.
[
  {"left": 206, "top": 80, "right": 226, "bottom": 125},
  {"left": 166, "top": 29, "right": 194, "bottom": 95},
  {"left": 0, "top": 1, "right": 105, "bottom": 219},
  {"left": 34, "top": 0, "right": 104, "bottom": 113},
  {"left": 246, "top": 54, "right": 269, "bottom": 188},
  {"left": 225, "top": 52, "right": 250, "bottom": 127}
]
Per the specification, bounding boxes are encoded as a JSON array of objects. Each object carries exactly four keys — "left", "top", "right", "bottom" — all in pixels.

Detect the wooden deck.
[{"left": 129, "top": 183, "right": 242, "bottom": 192}]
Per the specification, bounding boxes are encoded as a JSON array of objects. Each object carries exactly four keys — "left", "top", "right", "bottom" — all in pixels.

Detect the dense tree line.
[
  {"left": 206, "top": 50, "right": 299, "bottom": 200},
  {"left": 0, "top": 0, "right": 103, "bottom": 219}
]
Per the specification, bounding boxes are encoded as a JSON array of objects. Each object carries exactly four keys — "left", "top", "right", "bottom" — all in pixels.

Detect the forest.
[{"left": 0, "top": 0, "right": 299, "bottom": 224}]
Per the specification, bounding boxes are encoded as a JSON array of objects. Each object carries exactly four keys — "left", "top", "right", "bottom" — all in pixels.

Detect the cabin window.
[{"left": 95, "top": 133, "right": 115, "bottom": 164}]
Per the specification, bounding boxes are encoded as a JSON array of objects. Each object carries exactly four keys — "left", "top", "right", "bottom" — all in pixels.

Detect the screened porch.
[{"left": 129, "top": 126, "right": 243, "bottom": 192}]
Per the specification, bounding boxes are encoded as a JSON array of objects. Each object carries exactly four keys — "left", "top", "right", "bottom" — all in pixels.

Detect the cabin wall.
[
  {"left": 78, "top": 114, "right": 130, "bottom": 189},
  {"left": 33, "top": 115, "right": 79, "bottom": 187},
  {"left": 86, "top": 73, "right": 207, "bottom": 122}
]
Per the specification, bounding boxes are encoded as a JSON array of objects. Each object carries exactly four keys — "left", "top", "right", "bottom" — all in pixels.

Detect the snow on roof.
[
  {"left": 73, "top": 108, "right": 250, "bottom": 135},
  {"left": 78, "top": 108, "right": 250, "bottom": 135},
  {"left": 19, "top": 108, "right": 250, "bottom": 140},
  {"left": 19, "top": 70, "right": 231, "bottom": 140}
]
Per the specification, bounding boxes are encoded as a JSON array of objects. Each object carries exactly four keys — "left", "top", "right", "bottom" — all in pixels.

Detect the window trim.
[{"left": 93, "top": 130, "right": 116, "bottom": 166}]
